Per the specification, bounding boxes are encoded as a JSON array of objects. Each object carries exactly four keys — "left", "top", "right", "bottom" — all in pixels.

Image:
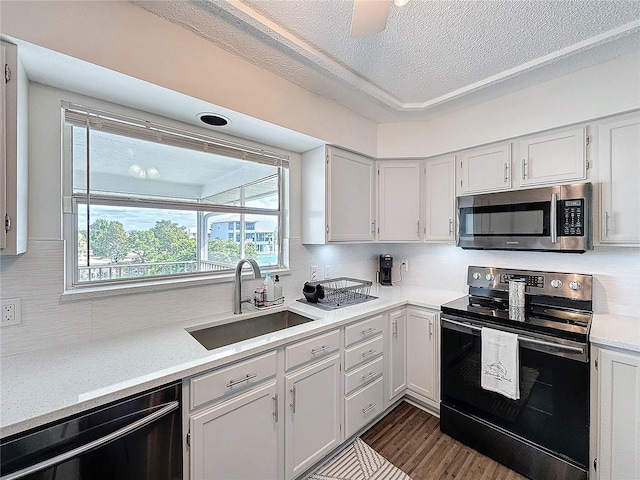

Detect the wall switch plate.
[
  {"left": 1, "top": 298, "right": 22, "bottom": 327},
  {"left": 310, "top": 266, "right": 318, "bottom": 281}
]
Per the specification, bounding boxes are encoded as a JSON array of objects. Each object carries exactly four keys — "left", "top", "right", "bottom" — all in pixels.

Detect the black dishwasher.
[{"left": 0, "top": 381, "right": 182, "bottom": 480}]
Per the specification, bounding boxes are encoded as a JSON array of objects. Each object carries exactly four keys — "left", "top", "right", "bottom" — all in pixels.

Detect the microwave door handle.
[{"left": 550, "top": 192, "right": 558, "bottom": 244}]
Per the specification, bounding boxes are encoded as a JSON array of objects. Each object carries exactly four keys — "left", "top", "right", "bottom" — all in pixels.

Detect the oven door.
[{"left": 440, "top": 315, "right": 589, "bottom": 469}]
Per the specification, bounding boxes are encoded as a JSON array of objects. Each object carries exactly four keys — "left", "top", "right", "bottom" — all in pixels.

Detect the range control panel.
[
  {"left": 560, "top": 199, "right": 584, "bottom": 236},
  {"left": 499, "top": 273, "right": 544, "bottom": 289},
  {"left": 467, "top": 266, "right": 593, "bottom": 300}
]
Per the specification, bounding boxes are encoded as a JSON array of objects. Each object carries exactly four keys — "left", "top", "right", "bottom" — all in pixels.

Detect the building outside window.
[{"left": 62, "top": 103, "right": 289, "bottom": 289}]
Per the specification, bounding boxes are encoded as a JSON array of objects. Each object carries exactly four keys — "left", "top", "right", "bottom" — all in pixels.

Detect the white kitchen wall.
[
  {"left": 377, "top": 51, "right": 640, "bottom": 159},
  {"left": 0, "top": 0, "right": 377, "bottom": 157},
  {"left": 2, "top": 235, "right": 638, "bottom": 358},
  {"left": 2, "top": 80, "right": 640, "bottom": 358}
]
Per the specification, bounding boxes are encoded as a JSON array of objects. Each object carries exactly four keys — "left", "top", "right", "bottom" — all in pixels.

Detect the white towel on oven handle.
[{"left": 481, "top": 327, "right": 520, "bottom": 400}]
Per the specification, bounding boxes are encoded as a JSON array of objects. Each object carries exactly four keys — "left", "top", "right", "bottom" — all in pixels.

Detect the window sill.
[{"left": 60, "top": 268, "right": 292, "bottom": 301}]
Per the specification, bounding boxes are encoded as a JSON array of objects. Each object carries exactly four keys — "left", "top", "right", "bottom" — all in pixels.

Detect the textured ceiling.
[{"left": 133, "top": 1, "right": 639, "bottom": 121}]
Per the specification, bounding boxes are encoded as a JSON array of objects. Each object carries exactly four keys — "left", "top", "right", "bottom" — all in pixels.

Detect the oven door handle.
[
  {"left": 0, "top": 401, "right": 180, "bottom": 480},
  {"left": 441, "top": 317, "right": 585, "bottom": 354}
]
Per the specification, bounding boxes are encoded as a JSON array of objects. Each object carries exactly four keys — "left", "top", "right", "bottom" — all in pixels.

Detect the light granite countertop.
[
  {"left": 590, "top": 312, "right": 640, "bottom": 354},
  {"left": 0, "top": 285, "right": 460, "bottom": 438},
  {"left": 2, "top": 284, "right": 638, "bottom": 439}
]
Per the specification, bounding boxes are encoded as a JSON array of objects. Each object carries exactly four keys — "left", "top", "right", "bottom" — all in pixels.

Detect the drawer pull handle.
[
  {"left": 227, "top": 373, "right": 257, "bottom": 388},
  {"left": 361, "top": 371, "right": 377, "bottom": 382},
  {"left": 361, "top": 327, "right": 377, "bottom": 336},
  {"left": 362, "top": 403, "right": 377, "bottom": 415},
  {"left": 311, "top": 345, "right": 331, "bottom": 355},
  {"left": 361, "top": 349, "right": 377, "bottom": 358}
]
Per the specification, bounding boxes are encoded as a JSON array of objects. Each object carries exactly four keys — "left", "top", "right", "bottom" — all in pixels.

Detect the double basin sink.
[{"left": 188, "top": 310, "right": 316, "bottom": 350}]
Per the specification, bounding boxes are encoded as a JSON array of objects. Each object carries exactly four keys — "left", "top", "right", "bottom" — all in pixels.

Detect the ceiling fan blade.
[{"left": 350, "top": 0, "right": 391, "bottom": 37}]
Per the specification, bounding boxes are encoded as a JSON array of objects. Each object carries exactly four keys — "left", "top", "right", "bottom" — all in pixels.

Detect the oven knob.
[
  {"left": 472, "top": 272, "right": 482, "bottom": 280},
  {"left": 569, "top": 281, "right": 582, "bottom": 291},
  {"left": 550, "top": 279, "right": 563, "bottom": 289},
  {"left": 485, "top": 273, "right": 494, "bottom": 281}
]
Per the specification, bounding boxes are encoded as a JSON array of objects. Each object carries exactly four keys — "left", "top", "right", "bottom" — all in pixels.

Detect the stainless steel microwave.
[{"left": 457, "top": 183, "right": 592, "bottom": 252}]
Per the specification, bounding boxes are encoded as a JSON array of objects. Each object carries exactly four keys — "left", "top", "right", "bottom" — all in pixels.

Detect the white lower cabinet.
[
  {"left": 186, "top": 350, "right": 280, "bottom": 480},
  {"left": 345, "top": 376, "right": 384, "bottom": 437},
  {"left": 592, "top": 345, "right": 640, "bottom": 480},
  {"left": 189, "top": 381, "right": 279, "bottom": 480},
  {"left": 406, "top": 308, "right": 439, "bottom": 409},
  {"left": 387, "top": 309, "right": 407, "bottom": 402},
  {"left": 285, "top": 353, "right": 342, "bottom": 479},
  {"left": 343, "top": 315, "right": 385, "bottom": 438}
]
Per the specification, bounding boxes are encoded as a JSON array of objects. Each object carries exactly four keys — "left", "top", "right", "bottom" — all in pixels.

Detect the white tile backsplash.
[{"left": 0, "top": 238, "right": 638, "bottom": 357}]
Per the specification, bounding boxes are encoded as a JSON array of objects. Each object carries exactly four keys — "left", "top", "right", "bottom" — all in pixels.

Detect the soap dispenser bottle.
[
  {"left": 263, "top": 272, "right": 275, "bottom": 301},
  {"left": 274, "top": 275, "right": 282, "bottom": 300}
]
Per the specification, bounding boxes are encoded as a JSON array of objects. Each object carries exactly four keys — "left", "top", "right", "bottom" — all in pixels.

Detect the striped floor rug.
[{"left": 308, "top": 438, "right": 412, "bottom": 480}]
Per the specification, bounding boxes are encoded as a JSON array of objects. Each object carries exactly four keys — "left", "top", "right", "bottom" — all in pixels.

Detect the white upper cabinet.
[
  {"left": 377, "top": 160, "right": 422, "bottom": 242},
  {"left": 458, "top": 143, "right": 512, "bottom": 195},
  {"left": 424, "top": 155, "right": 456, "bottom": 242},
  {"left": 597, "top": 113, "right": 640, "bottom": 245},
  {"left": 1, "top": 41, "right": 28, "bottom": 255},
  {"left": 302, "top": 145, "right": 375, "bottom": 244},
  {"left": 518, "top": 127, "right": 587, "bottom": 187}
]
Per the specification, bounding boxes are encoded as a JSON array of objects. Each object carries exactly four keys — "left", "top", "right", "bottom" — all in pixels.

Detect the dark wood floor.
[{"left": 361, "top": 401, "right": 528, "bottom": 480}]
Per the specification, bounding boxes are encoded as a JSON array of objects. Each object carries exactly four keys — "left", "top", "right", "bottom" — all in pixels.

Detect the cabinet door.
[
  {"left": 406, "top": 308, "right": 438, "bottom": 403},
  {"left": 189, "top": 381, "right": 279, "bottom": 480},
  {"left": 459, "top": 143, "right": 511, "bottom": 194},
  {"left": 377, "top": 160, "right": 422, "bottom": 241},
  {"left": 0, "top": 43, "right": 6, "bottom": 251},
  {"left": 388, "top": 309, "right": 407, "bottom": 401},
  {"left": 597, "top": 348, "right": 640, "bottom": 480},
  {"left": 0, "top": 41, "right": 27, "bottom": 255},
  {"left": 285, "top": 354, "right": 341, "bottom": 480},
  {"left": 326, "top": 147, "right": 376, "bottom": 242},
  {"left": 424, "top": 155, "right": 456, "bottom": 242},
  {"left": 519, "top": 127, "right": 586, "bottom": 187},
  {"left": 598, "top": 114, "right": 640, "bottom": 245}
]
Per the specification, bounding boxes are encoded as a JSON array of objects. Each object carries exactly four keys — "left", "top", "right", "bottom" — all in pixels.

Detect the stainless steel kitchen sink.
[{"left": 188, "top": 310, "right": 316, "bottom": 350}]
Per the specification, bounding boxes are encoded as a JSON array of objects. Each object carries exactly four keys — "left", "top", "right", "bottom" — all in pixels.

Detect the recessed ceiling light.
[{"left": 198, "top": 113, "right": 230, "bottom": 127}]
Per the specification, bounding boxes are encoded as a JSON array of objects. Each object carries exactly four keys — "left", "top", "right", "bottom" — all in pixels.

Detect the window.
[{"left": 63, "top": 103, "right": 289, "bottom": 288}]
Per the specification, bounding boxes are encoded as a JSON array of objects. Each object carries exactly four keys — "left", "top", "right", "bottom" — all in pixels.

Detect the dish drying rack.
[{"left": 309, "top": 277, "right": 374, "bottom": 308}]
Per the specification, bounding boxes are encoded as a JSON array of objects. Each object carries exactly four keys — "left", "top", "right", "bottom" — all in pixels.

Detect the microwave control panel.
[{"left": 560, "top": 199, "right": 584, "bottom": 236}]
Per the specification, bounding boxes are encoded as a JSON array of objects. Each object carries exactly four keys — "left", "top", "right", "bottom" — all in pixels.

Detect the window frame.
[{"left": 61, "top": 102, "right": 289, "bottom": 292}]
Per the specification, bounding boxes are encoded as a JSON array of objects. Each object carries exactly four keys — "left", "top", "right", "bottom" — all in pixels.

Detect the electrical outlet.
[
  {"left": 1, "top": 298, "right": 22, "bottom": 327},
  {"left": 401, "top": 260, "right": 409, "bottom": 272},
  {"left": 324, "top": 265, "right": 331, "bottom": 279},
  {"left": 310, "top": 266, "right": 318, "bottom": 281}
]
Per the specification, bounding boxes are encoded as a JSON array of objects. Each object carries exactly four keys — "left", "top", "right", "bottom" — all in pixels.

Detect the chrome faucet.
[{"left": 233, "top": 258, "right": 261, "bottom": 314}]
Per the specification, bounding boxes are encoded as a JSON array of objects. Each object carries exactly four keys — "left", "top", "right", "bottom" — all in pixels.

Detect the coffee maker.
[{"left": 379, "top": 254, "right": 393, "bottom": 286}]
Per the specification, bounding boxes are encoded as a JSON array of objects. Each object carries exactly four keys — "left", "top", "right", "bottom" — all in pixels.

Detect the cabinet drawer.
[
  {"left": 344, "top": 335, "right": 383, "bottom": 371},
  {"left": 344, "top": 356, "right": 383, "bottom": 396},
  {"left": 344, "top": 315, "right": 383, "bottom": 347},
  {"left": 285, "top": 329, "right": 340, "bottom": 371},
  {"left": 345, "top": 377, "right": 384, "bottom": 438},
  {"left": 190, "top": 350, "right": 277, "bottom": 411}
]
